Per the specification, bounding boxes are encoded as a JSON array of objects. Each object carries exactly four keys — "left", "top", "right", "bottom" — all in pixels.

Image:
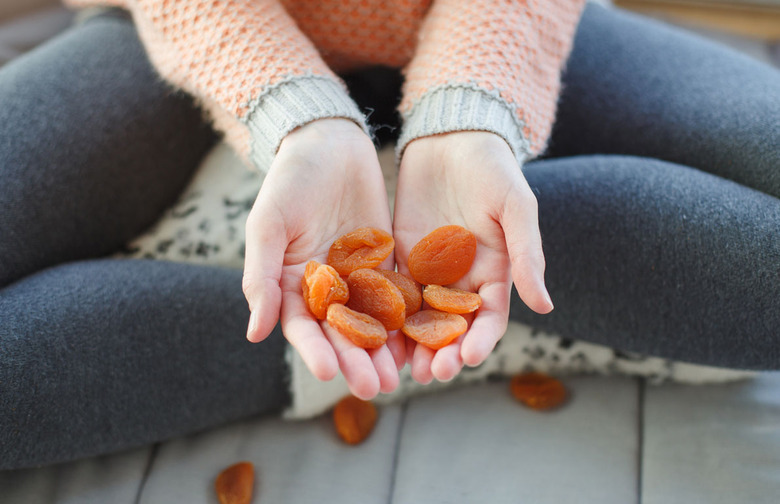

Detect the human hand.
[
  {"left": 243, "top": 118, "right": 403, "bottom": 399},
  {"left": 393, "top": 131, "right": 553, "bottom": 384}
]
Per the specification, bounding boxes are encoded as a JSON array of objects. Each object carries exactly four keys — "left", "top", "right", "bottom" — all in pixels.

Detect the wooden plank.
[
  {"left": 138, "top": 405, "right": 403, "bottom": 504},
  {"left": 615, "top": 0, "right": 780, "bottom": 39},
  {"left": 0, "top": 1, "right": 61, "bottom": 24},
  {"left": 642, "top": 372, "right": 780, "bottom": 504},
  {"left": 391, "top": 377, "right": 640, "bottom": 504}
]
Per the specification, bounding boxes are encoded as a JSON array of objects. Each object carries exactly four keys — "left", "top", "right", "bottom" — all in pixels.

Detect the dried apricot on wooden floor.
[
  {"left": 401, "top": 309, "right": 468, "bottom": 350},
  {"left": 215, "top": 461, "right": 254, "bottom": 504},
  {"left": 333, "top": 395, "right": 378, "bottom": 445},
  {"left": 408, "top": 225, "right": 477, "bottom": 285},
  {"left": 346, "top": 268, "right": 406, "bottom": 331},
  {"left": 423, "top": 284, "right": 482, "bottom": 314},
  {"left": 301, "top": 260, "right": 349, "bottom": 320},
  {"left": 509, "top": 372, "right": 568, "bottom": 411},
  {"left": 376, "top": 269, "right": 423, "bottom": 317},
  {"left": 327, "top": 303, "right": 388, "bottom": 349},
  {"left": 327, "top": 227, "right": 394, "bottom": 276}
]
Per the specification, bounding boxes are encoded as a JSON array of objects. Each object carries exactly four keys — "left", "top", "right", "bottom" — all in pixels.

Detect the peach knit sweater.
[{"left": 65, "top": 0, "right": 585, "bottom": 171}]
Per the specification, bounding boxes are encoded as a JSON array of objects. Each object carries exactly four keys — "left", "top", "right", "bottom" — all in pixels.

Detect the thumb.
[
  {"left": 243, "top": 205, "right": 287, "bottom": 342},
  {"left": 502, "top": 182, "right": 554, "bottom": 315}
]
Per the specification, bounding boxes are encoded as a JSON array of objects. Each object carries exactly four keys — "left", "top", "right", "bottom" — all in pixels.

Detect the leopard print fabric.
[{"left": 117, "top": 143, "right": 261, "bottom": 266}]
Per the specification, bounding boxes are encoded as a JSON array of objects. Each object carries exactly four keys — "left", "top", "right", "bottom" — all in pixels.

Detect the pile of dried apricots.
[{"left": 302, "top": 225, "right": 482, "bottom": 350}]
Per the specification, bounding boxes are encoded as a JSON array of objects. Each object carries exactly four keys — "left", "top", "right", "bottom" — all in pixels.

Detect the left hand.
[{"left": 393, "top": 131, "right": 554, "bottom": 384}]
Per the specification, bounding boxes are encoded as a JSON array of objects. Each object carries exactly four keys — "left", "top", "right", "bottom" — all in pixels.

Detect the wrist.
[
  {"left": 271, "top": 117, "right": 383, "bottom": 185},
  {"left": 403, "top": 130, "right": 518, "bottom": 170},
  {"left": 281, "top": 118, "right": 368, "bottom": 147}
]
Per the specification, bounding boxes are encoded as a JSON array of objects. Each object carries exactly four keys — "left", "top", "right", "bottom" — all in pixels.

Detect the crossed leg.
[{"left": 510, "top": 5, "right": 780, "bottom": 369}]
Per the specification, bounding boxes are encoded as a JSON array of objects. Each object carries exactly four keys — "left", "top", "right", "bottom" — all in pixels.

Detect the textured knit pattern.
[
  {"left": 282, "top": 0, "right": 430, "bottom": 71},
  {"left": 400, "top": 0, "right": 585, "bottom": 158},
  {"left": 65, "top": 0, "right": 586, "bottom": 169}
]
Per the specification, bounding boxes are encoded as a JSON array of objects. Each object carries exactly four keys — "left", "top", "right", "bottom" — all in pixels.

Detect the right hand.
[
  {"left": 242, "top": 118, "right": 403, "bottom": 400},
  {"left": 393, "top": 131, "right": 553, "bottom": 384}
]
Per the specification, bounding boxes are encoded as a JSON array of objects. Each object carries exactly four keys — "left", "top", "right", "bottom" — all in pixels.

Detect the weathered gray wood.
[
  {"left": 138, "top": 404, "right": 402, "bottom": 504},
  {"left": 390, "top": 377, "right": 640, "bottom": 504},
  {"left": 642, "top": 372, "right": 780, "bottom": 504}
]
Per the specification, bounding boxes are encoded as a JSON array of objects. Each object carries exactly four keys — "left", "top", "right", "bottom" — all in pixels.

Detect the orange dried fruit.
[
  {"left": 401, "top": 309, "right": 468, "bottom": 350},
  {"left": 509, "top": 372, "right": 568, "bottom": 411},
  {"left": 215, "top": 461, "right": 254, "bottom": 504},
  {"left": 301, "top": 260, "right": 349, "bottom": 320},
  {"left": 408, "top": 225, "right": 477, "bottom": 285},
  {"left": 346, "top": 269, "right": 406, "bottom": 331},
  {"left": 376, "top": 269, "right": 423, "bottom": 317},
  {"left": 333, "top": 395, "right": 378, "bottom": 445},
  {"left": 423, "top": 284, "right": 482, "bottom": 314},
  {"left": 327, "top": 303, "right": 388, "bottom": 349},
  {"left": 327, "top": 227, "right": 394, "bottom": 276}
]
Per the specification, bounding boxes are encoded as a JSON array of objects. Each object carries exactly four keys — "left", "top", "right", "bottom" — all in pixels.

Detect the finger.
[
  {"left": 461, "top": 280, "right": 512, "bottom": 367},
  {"left": 385, "top": 330, "right": 407, "bottom": 371},
  {"left": 410, "top": 342, "right": 435, "bottom": 385},
  {"left": 281, "top": 290, "right": 339, "bottom": 382},
  {"left": 243, "top": 205, "right": 287, "bottom": 342},
  {"left": 322, "top": 321, "right": 381, "bottom": 400},
  {"left": 430, "top": 339, "right": 463, "bottom": 382},
  {"left": 405, "top": 336, "right": 417, "bottom": 365},
  {"left": 502, "top": 183, "right": 554, "bottom": 314},
  {"left": 369, "top": 344, "right": 400, "bottom": 394}
]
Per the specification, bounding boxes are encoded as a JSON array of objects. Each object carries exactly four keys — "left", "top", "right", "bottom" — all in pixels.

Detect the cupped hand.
[
  {"left": 243, "top": 118, "right": 403, "bottom": 400},
  {"left": 393, "top": 131, "right": 553, "bottom": 384}
]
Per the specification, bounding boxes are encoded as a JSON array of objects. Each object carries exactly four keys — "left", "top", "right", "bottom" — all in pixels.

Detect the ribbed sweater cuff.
[
  {"left": 244, "top": 75, "right": 369, "bottom": 171},
  {"left": 397, "top": 85, "right": 532, "bottom": 166}
]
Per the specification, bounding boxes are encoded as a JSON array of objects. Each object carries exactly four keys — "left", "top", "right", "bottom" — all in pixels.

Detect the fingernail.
[
  {"left": 247, "top": 310, "right": 259, "bottom": 341},
  {"left": 544, "top": 290, "right": 554, "bottom": 310}
]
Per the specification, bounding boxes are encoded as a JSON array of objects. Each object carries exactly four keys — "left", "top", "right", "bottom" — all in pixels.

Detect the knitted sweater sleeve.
[
  {"left": 66, "top": 0, "right": 368, "bottom": 172},
  {"left": 397, "top": 0, "right": 586, "bottom": 165}
]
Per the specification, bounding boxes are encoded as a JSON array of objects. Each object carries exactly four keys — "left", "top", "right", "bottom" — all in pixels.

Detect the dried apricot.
[
  {"left": 401, "top": 310, "right": 468, "bottom": 350},
  {"left": 346, "top": 269, "right": 406, "bottom": 331},
  {"left": 301, "top": 260, "right": 349, "bottom": 320},
  {"left": 327, "top": 227, "right": 394, "bottom": 276},
  {"left": 376, "top": 269, "right": 423, "bottom": 317},
  {"left": 509, "top": 372, "right": 568, "bottom": 411},
  {"left": 215, "top": 461, "right": 254, "bottom": 504},
  {"left": 333, "top": 395, "right": 378, "bottom": 445},
  {"left": 423, "top": 284, "right": 482, "bottom": 314},
  {"left": 327, "top": 303, "right": 388, "bottom": 349},
  {"left": 408, "top": 225, "right": 477, "bottom": 285}
]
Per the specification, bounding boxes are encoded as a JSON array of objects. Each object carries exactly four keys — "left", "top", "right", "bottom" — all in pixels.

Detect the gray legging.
[{"left": 1, "top": 5, "right": 778, "bottom": 469}]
